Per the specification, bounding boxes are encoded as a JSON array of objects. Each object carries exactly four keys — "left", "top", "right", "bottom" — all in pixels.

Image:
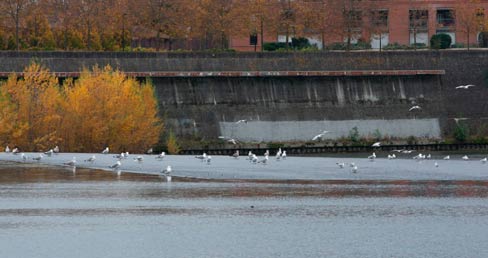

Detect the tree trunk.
[{"left": 260, "top": 18, "right": 264, "bottom": 52}]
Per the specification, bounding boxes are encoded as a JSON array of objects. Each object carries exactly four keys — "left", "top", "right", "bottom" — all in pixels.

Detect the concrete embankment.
[{"left": 0, "top": 51, "right": 487, "bottom": 143}]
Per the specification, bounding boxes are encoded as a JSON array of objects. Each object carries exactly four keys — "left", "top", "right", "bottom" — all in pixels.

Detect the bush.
[
  {"left": 264, "top": 37, "right": 313, "bottom": 51},
  {"left": 453, "top": 123, "right": 469, "bottom": 142},
  {"left": 326, "top": 41, "right": 371, "bottom": 50},
  {"left": 349, "top": 127, "right": 360, "bottom": 142},
  {"left": 430, "top": 34, "right": 452, "bottom": 49}
]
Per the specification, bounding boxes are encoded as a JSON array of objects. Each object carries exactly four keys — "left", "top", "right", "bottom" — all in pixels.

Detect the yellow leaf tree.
[
  {"left": 60, "top": 65, "right": 163, "bottom": 153},
  {"left": 0, "top": 63, "right": 63, "bottom": 151}
]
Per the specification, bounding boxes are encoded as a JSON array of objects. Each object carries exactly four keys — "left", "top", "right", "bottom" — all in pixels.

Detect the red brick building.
[{"left": 230, "top": 0, "right": 488, "bottom": 51}]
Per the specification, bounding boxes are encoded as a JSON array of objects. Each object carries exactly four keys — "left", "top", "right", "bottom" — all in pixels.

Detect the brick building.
[{"left": 230, "top": 0, "right": 488, "bottom": 51}]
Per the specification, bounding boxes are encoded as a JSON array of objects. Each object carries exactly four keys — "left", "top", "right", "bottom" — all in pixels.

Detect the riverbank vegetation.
[{"left": 0, "top": 63, "right": 163, "bottom": 153}]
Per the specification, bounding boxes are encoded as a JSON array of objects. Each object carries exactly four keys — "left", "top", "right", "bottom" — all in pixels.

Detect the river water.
[{"left": 1, "top": 162, "right": 488, "bottom": 258}]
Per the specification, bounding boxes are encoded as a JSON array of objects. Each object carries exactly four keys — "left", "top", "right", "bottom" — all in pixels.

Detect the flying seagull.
[
  {"left": 455, "top": 84, "right": 475, "bottom": 89},
  {"left": 312, "top": 130, "right": 330, "bottom": 141},
  {"left": 235, "top": 119, "right": 248, "bottom": 124},
  {"left": 409, "top": 105, "right": 421, "bottom": 112},
  {"left": 372, "top": 142, "right": 381, "bottom": 147}
]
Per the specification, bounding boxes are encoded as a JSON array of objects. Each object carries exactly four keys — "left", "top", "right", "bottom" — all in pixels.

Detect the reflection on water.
[{"left": 1, "top": 163, "right": 488, "bottom": 258}]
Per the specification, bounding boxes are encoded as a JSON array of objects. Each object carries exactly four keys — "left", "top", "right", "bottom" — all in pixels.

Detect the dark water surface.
[{"left": 1, "top": 163, "right": 488, "bottom": 258}]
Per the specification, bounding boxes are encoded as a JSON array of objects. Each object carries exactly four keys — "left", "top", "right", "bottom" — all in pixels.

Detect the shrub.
[
  {"left": 430, "top": 34, "right": 452, "bottom": 49},
  {"left": 453, "top": 123, "right": 469, "bottom": 142},
  {"left": 349, "top": 127, "right": 360, "bottom": 142},
  {"left": 166, "top": 130, "right": 181, "bottom": 154}
]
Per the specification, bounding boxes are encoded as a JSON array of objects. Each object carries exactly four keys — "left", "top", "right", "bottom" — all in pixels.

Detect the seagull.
[
  {"left": 161, "top": 165, "right": 172, "bottom": 182},
  {"left": 462, "top": 155, "right": 469, "bottom": 160},
  {"left": 133, "top": 155, "right": 144, "bottom": 163},
  {"left": 443, "top": 155, "right": 450, "bottom": 160},
  {"left": 247, "top": 151, "right": 253, "bottom": 160},
  {"left": 63, "top": 157, "right": 76, "bottom": 167},
  {"left": 195, "top": 153, "right": 207, "bottom": 161},
  {"left": 426, "top": 154, "right": 431, "bottom": 159},
  {"left": 227, "top": 138, "right": 238, "bottom": 145},
  {"left": 53, "top": 146, "right": 59, "bottom": 154},
  {"left": 387, "top": 154, "right": 396, "bottom": 159},
  {"left": 312, "top": 130, "right": 330, "bottom": 141},
  {"left": 114, "top": 153, "right": 124, "bottom": 160},
  {"left": 109, "top": 160, "right": 122, "bottom": 169},
  {"left": 205, "top": 155, "right": 212, "bottom": 165},
  {"left": 33, "top": 154, "right": 43, "bottom": 161},
  {"left": 251, "top": 154, "right": 258, "bottom": 164},
  {"left": 435, "top": 162, "right": 439, "bottom": 168},
  {"left": 275, "top": 148, "right": 282, "bottom": 160},
  {"left": 84, "top": 155, "right": 96, "bottom": 163},
  {"left": 12, "top": 147, "right": 19, "bottom": 154},
  {"left": 232, "top": 150, "right": 239, "bottom": 159},
  {"left": 351, "top": 165, "right": 358, "bottom": 173},
  {"left": 258, "top": 155, "right": 269, "bottom": 164},
  {"left": 372, "top": 142, "right": 381, "bottom": 147},
  {"left": 336, "top": 162, "right": 345, "bottom": 168},
  {"left": 123, "top": 152, "right": 129, "bottom": 159},
  {"left": 455, "top": 84, "right": 475, "bottom": 89},
  {"left": 156, "top": 152, "right": 166, "bottom": 160},
  {"left": 368, "top": 152, "right": 376, "bottom": 160},
  {"left": 452, "top": 118, "right": 469, "bottom": 125},
  {"left": 349, "top": 162, "right": 356, "bottom": 167},
  {"left": 481, "top": 157, "right": 487, "bottom": 164},
  {"left": 21, "top": 153, "right": 27, "bottom": 162},
  {"left": 281, "top": 151, "right": 287, "bottom": 159},
  {"left": 5, "top": 146, "right": 10, "bottom": 153},
  {"left": 235, "top": 119, "right": 247, "bottom": 124},
  {"left": 146, "top": 148, "right": 153, "bottom": 154},
  {"left": 401, "top": 150, "right": 415, "bottom": 154},
  {"left": 409, "top": 105, "right": 421, "bottom": 111},
  {"left": 102, "top": 147, "right": 109, "bottom": 154},
  {"left": 44, "top": 149, "right": 53, "bottom": 157}
]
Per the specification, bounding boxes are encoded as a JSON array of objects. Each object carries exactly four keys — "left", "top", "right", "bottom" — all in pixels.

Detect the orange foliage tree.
[
  {"left": 60, "top": 65, "right": 163, "bottom": 153},
  {"left": 0, "top": 63, "right": 63, "bottom": 151},
  {"left": 0, "top": 63, "right": 163, "bottom": 153}
]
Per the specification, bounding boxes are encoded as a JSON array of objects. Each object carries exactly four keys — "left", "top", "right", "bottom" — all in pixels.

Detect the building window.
[
  {"left": 371, "top": 9, "right": 389, "bottom": 29},
  {"left": 409, "top": 10, "right": 428, "bottom": 31},
  {"left": 437, "top": 9, "right": 455, "bottom": 31}
]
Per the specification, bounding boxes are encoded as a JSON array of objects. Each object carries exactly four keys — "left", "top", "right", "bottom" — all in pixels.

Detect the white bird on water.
[
  {"left": 109, "top": 160, "right": 122, "bottom": 170},
  {"left": 455, "top": 84, "right": 475, "bottom": 89},
  {"left": 156, "top": 152, "right": 166, "bottom": 160},
  {"left": 44, "top": 149, "right": 54, "bottom": 157},
  {"left": 195, "top": 153, "right": 207, "bottom": 161},
  {"left": 206, "top": 155, "right": 212, "bottom": 164},
  {"left": 462, "top": 155, "right": 469, "bottom": 160},
  {"left": 102, "top": 147, "right": 109, "bottom": 154},
  {"left": 409, "top": 105, "right": 421, "bottom": 112},
  {"left": 33, "top": 154, "right": 44, "bottom": 161},
  {"left": 21, "top": 153, "right": 27, "bottom": 162},
  {"left": 258, "top": 155, "right": 269, "bottom": 164},
  {"left": 281, "top": 150, "right": 287, "bottom": 159},
  {"left": 251, "top": 154, "right": 258, "bottom": 164},
  {"left": 443, "top": 155, "right": 450, "bottom": 160},
  {"left": 133, "top": 155, "right": 144, "bottom": 163},
  {"left": 368, "top": 152, "right": 376, "bottom": 160},
  {"left": 161, "top": 165, "right": 172, "bottom": 182},
  {"left": 235, "top": 119, "right": 247, "bottom": 124},
  {"left": 481, "top": 157, "right": 487, "bottom": 164},
  {"left": 232, "top": 150, "right": 239, "bottom": 159},
  {"left": 12, "top": 147, "right": 19, "bottom": 154},
  {"left": 53, "top": 146, "right": 59, "bottom": 154},
  {"left": 146, "top": 148, "right": 153, "bottom": 154},
  {"left": 336, "top": 162, "right": 345, "bottom": 169},
  {"left": 351, "top": 165, "right": 358, "bottom": 173},
  {"left": 435, "top": 162, "right": 439, "bottom": 168},
  {"left": 63, "top": 157, "right": 76, "bottom": 167},
  {"left": 5, "top": 146, "right": 10, "bottom": 153},
  {"left": 84, "top": 155, "right": 96, "bottom": 163}
]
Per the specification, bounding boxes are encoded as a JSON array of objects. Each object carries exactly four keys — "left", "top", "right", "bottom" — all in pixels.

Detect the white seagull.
[
  {"left": 109, "top": 160, "right": 122, "bottom": 169},
  {"left": 409, "top": 105, "right": 421, "bottom": 111},
  {"left": 63, "top": 157, "right": 77, "bottom": 167},
  {"left": 232, "top": 150, "right": 239, "bottom": 159},
  {"left": 372, "top": 142, "right": 381, "bottom": 147},
  {"left": 33, "top": 154, "right": 43, "bottom": 161},
  {"left": 455, "top": 84, "right": 475, "bottom": 89},
  {"left": 146, "top": 148, "right": 153, "bottom": 154},
  {"left": 12, "top": 147, "right": 19, "bottom": 154},
  {"left": 84, "top": 155, "right": 96, "bottom": 163},
  {"left": 161, "top": 165, "right": 172, "bottom": 182},
  {"left": 462, "top": 155, "right": 469, "bottom": 160},
  {"left": 156, "top": 152, "right": 166, "bottom": 160},
  {"left": 227, "top": 138, "right": 238, "bottom": 145},
  {"left": 235, "top": 119, "right": 247, "bottom": 124},
  {"left": 53, "top": 146, "right": 59, "bottom": 153},
  {"left": 481, "top": 157, "right": 487, "bottom": 164},
  {"left": 195, "top": 153, "right": 207, "bottom": 161},
  {"left": 336, "top": 162, "right": 345, "bottom": 169},
  {"left": 102, "top": 147, "right": 109, "bottom": 154},
  {"left": 351, "top": 165, "right": 358, "bottom": 173},
  {"left": 368, "top": 152, "right": 376, "bottom": 160},
  {"left": 21, "top": 153, "right": 27, "bottom": 162},
  {"left": 5, "top": 146, "right": 10, "bottom": 153},
  {"left": 312, "top": 130, "right": 330, "bottom": 141},
  {"left": 443, "top": 155, "right": 450, "bottom": 160},
  {"left": 133, "top": 155, "right": 144, "bottom": 163},
  {"left": 44, "top": 149, "right": 53, "bottom": 157}
]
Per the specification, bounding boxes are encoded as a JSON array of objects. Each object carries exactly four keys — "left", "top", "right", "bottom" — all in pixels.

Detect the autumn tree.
[
  {"left": 455, "top": 0, "right": 486, "bottom": 49},
  {"left": 60, "top": 65, "right": 163, "bottom": 153},
  {"left": 298, "top": 0, "right": 340, "bottom": 50},
  {"left": 0, "top": 0, "right": 34, "bottom": 50},
  {"left": 0, "top": 63, "right": 63, "bottom": 151}
]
